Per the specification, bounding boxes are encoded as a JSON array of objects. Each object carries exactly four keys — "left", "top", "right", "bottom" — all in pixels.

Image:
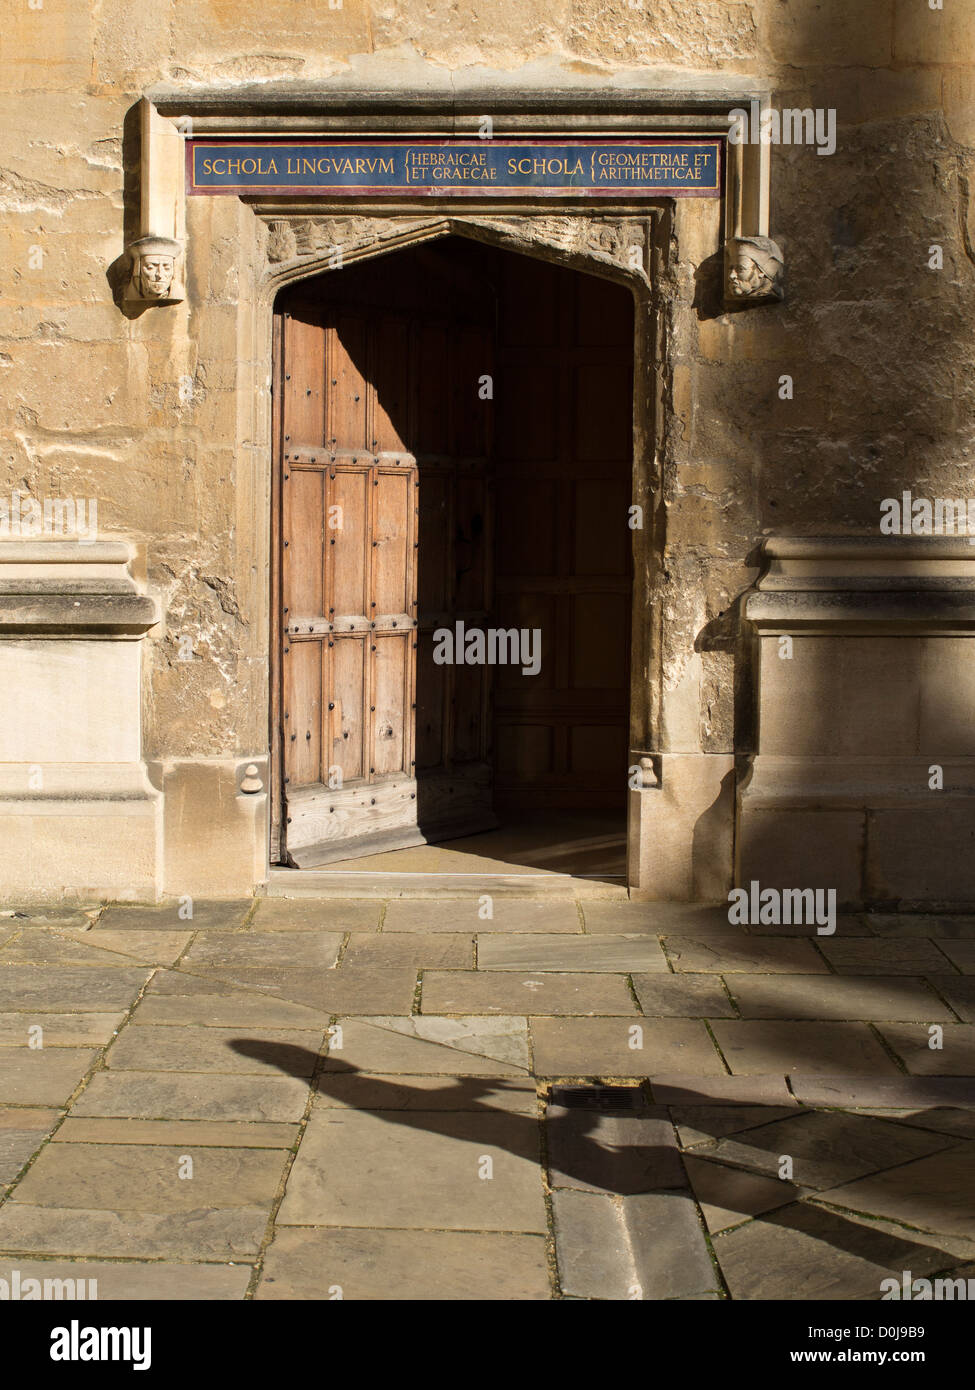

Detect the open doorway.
[{"left": 271, "top": 236, "right": 634, "bottom": 881}]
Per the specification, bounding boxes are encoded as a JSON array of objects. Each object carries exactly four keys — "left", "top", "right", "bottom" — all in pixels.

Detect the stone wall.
[{"left": 2, "top": 2, "right": 973, "bottom": 901}]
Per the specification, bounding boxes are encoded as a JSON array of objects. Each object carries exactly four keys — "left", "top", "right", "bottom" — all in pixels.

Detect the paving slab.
[
  {"left": 551, "top": 1189, "right": 636, "bottom": 1299},
  {"left": 320, "top": 1015, "right": 529, "bottom": 1074},
  {"left": 681, "top": 1154, "right": 803, "bottom": 1233},
  {"left": 255, "top": 1226, "right": 551, "bottom": 1300},
  {"left": 704, "top": 1110, "right": 953, "bottom": 1191},
  {"left": 106, "top": 1024, "right": 324, "bottom": 1076},
  {"left": 252, "top": 898, "right": 383, "bottom": 931},
  {"left": 815, "top": 1143, "right": 975, "bottom": 1240},
  {"left": 277, "top": 1106, "right": 547, "bottom": 1232},
  {"left": 710, "top": 1021, "right": 901, "bottom": 1075},
  {"left": 422, "top": 971, "right": 636, "bottom": 1016},
  {"left": 341, "top": 933, "right": 474, "bottom": 968},
  {"left": 0, "top": 932, "right": 177, "bottom": 967},
  {"left": 671, "top": 1105, "right": 799, "bottom": 1149},
  {"left": 477, "top": 934, "right": 667, "bottom": 973},
  {"left": 70, "top": 1070, "right": 311, "bottom": 1123},
  {"left": 54, "top": 930, "right": 193, "bottom": 967},
  {"left": 546, "top": 1100, "right": 686, "bottom": 1193},
  {"left": 818, "top": 938, "right": 955, "bottom": 975},
  {"left": 0, "top": 1013, "right": 124, "bottom": 1046},
  {"left": 1, "top": 910, "right": 94, "bottom": 930},
  {"left": 878, "top": 1023, "right": 975, "bottom": 1075},
  {"left": 181, "top": 931, "right": 343, "bottom": 970},
  {"left": 926, "top": 976, "right": 975, "bottom": 1022},
  {"left": 742, "top": 914, "right": 873, "bottom": 938},
  {"left": 631, "top": 973, "right": 736, "bottom": 1017},
  {"left": 131, "top": 989, "right": 329, "bottom": 1029},
  {"left": 623, "top": 1191, "right": 721, "bottom": 1298},
  {"left": 145, "top": 971, "right": 250, "bottom": 997},
  {"left": 0, "top": 1050, "right": 99, "bottom": 1105},
  {"left": 714, "top": 1200, "right": 959, "bottom": 1300},
  {"left": 10, "top": 1142, "right": 287, "bottom": 1213},
  {"left": 0, "top": 1258, "right": 252, "bottom": 1300},
  {"left": 0, "top": 1128, "right": 54, "bottom": 1184},
  {"left": 314, "top": 1074, "right": 539, "bottom": 1113},
  {"left": 581, "top": 902, "right": 732, "bottom": 935},
  {"left": 96, "top": 901, "right": 253, "bottom": 931},
  {"left": 868, "top": 915, "right": 975, "bottom": 939},
  {"left": 552, "top": 1188, "right": 717, "bottom": 1299},
  {"left": 853, "top": 1107, "right": 975, "bottom": 1139},
  {"left": 790, "top": 1076, "right": 975, "bottom": 1108},
  {"left": 725, "top": 974, "right": 954, "bottom": 1022},
  {"left": 663, "top": 936, "right": 829, "bottom": 974},
  {"left": 530, "top": 1017, "right": 724, "bottom": 1077},
  {"left": 53, "top": 1117, "right": 300, "bottom": 1147},
  {"left": 175, "top": 964, "right": 418, "bottom": 1015},
  {"left": 0, "top": 1204, "right": 269, "bottom": 1260},
  {"left": 933, "top": 941, "right": 975, "bottom": 974},
  {"left": 0, "top": 966, "right": 152, "bottom": 1013},
  {"left": 384, "top": 898, "right": 580, "bottom": 934},
  {"left": 0, "top": 1107, "right": 59, "bottom": 1130},
  {"left": 650, "top": 1075, "right": 797, "bottom": 1105}
]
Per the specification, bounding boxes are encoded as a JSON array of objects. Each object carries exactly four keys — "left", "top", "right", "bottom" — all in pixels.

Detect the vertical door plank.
[
  {"left": 284, "top": 314, "right": 326, "bottom": 447},
  {"left": 330, "top": 466, "right": 370, "bottom": 618},
  {"left": 327, "top": 314, "right": 368, "bottom": 451},
  {"left": 371, "top": 315, "right": 411, "bottom": 453},
  {"left": 330, "top": 635, "right": 366, "bottom": 784},
  {"left": 283, "top": 470, "right": 325, "bottom": 621},
  {"left": 372, "top": 634, "right": 408, "bottom": 776},
  {"left": 286, "top": 639, "right": 323, "bottom": 785},
  {"left": 373, "top": 469, "right": 412, "bottom": 616}
]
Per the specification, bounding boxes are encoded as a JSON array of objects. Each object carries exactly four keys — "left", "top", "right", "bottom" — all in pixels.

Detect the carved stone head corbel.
[
  {"left": 123, "top": 235, "right": 185, "bottom": 305},
  {"left": 725, "top": 235, "right": 784, "bottom": 305}
]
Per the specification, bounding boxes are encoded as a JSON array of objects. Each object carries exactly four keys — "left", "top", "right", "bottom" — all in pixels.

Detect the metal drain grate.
[{"left": 547, "top": 1084, "right": 646, "bottom": 1111}]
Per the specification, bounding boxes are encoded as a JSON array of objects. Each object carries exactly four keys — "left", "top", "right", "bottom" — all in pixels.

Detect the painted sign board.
[{"left": 187, "top": 139, "right": 722, "bottom": 197}]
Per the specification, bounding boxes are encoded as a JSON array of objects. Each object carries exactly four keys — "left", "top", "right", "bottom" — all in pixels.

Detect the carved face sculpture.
[
  {"left": 123, "top": 237, "right": 182, "bottom": 305},
  {"left": 726, "top": 236, "right": 784, "bottom": 302},
  {"left": 728, "top": 252, "right": 767, "bottom": 297},
  {"left": 139, "top": 254, "right": 175, "bottom": 299}
]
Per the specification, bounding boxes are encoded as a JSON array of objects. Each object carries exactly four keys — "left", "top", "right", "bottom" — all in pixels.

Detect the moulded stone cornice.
[
  {"left": 746, "top": 535, "right": 975, "bottom": 631},
  {"left": 146, "top": 63, "right": 770, "bottom": 121},
  {"left": 0, "top": 540, "right": 159, "bottom": 637},
  {"left": 745, "top": 589, "right": 975, "bottom": 634},
  {"left": 761, "top": 535, "right": 975, "bottom": 564}
]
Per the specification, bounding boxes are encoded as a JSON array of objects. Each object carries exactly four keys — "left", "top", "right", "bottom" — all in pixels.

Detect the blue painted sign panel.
[{"left": 187, "top": 139, "right": 722, "bottom": 197}]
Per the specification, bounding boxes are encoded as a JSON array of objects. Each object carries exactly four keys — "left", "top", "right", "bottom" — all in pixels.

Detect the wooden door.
[
  {"left": 492, "top": 257, "right": 633, "bottom": 809},
  {"left": 272, "top": 247, "right": 497, "bottom": 866}
]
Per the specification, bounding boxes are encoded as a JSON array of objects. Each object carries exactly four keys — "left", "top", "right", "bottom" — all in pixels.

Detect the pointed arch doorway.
[{"left": 271, "top": 234, "right": 634, "bottom": 879}]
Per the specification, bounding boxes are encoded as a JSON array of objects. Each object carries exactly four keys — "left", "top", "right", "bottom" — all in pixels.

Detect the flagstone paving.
[{"left": 1, "top": 897, "right": 975, "bottom": 1299}]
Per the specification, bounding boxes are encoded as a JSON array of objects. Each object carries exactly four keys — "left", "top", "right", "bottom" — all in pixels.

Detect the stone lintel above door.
[{"left": 129, "top": 69, "right": 779, "bottom": 309}]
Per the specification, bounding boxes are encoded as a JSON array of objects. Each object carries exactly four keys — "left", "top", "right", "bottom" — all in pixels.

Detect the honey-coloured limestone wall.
[{"left": 1, "top": 2, "right": 974, "bottom": 903}]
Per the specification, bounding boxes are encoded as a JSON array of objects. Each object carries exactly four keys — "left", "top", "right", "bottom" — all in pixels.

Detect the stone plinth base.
[
  {"left": 154, "top": 759, "right": 269, "bottom": 900},
  {"left": 741, "top": 537, "right": 975, "bottom": 909},
  {"left": 0, "top": 767, "right": 161, "bottom": 904},
  {"left": 0, "top": 540, "right": 161, "bottom": 905},
  {"left": 627, "top": 752, "right": 734, "bottom": 901}
]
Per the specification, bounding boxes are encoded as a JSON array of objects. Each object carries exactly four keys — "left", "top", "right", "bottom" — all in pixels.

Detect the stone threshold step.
[{"left": 264, "top": 868, "right": 626, "bottom": 900}]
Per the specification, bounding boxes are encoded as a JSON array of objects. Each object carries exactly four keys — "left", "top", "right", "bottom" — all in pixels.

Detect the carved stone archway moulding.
[
  {"left": 261, "top": 211, "right": 656, "bottom": 288},
  {"left": 129, "top": 81, "right": 785, "bottom": 307}
]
